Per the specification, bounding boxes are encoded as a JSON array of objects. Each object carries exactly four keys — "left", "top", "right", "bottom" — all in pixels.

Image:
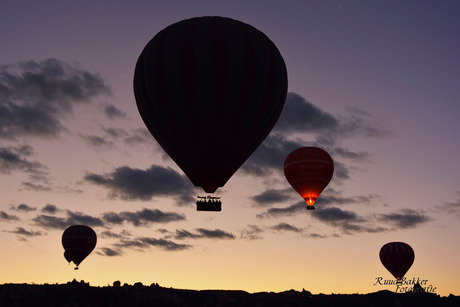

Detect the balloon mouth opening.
[
  {"left": 396, "top": 278, "right": 402, "bottom": 284},
  {"left": 304, "top": 197, "right": 317, "bottom": 209}
]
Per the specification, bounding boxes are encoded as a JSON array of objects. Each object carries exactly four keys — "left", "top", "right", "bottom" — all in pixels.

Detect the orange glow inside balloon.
[{"left": 304, "top": 196, "right": 317, "bottom": 207}]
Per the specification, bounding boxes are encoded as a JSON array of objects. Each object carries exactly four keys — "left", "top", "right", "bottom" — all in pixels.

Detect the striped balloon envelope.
[
  {"left": 62, "top": 225, "right": 97, "bottom": 270},
  {"left": 134, "top": 16, "right": 287, "bottom": 194},
  {"left": 284, "top": 147, "right": 334, "bottom": 210},
  {"left": 379, "top": 242, "right": 415, "bottom": 283}
]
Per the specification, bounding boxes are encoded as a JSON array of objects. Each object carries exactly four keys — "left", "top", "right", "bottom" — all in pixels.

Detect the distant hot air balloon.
[
  {"left": 284, "top": 147, "right": 334, "bottom": 210},
  {"left": 379, "top": 242, "right": 415, "bottom": 283},
  {"left": 134, "top": 16, "right": 287, "bottom": 210},
  {"left": 62, "top": 225, "right": 97, "bottom": 270}
]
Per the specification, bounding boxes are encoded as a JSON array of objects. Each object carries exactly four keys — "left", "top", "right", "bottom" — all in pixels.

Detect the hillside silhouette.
[{"left": 1, "top": 280, "right": 459, "bottom": 307}]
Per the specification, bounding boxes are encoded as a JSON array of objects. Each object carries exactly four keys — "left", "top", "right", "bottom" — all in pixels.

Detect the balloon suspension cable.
[{"left": 196, "top": 195, "right": 222, "bottom": 212}]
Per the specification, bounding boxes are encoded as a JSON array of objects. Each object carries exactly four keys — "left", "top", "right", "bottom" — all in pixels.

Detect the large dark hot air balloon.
[
  {"left": 379, "top": 242, "right": 415, "bottom": 283},
  {"left": 62, "top": 225, "right": 97, "bottom": 270},
  {"left": 284, "top": 147, "right": 334, "bottom": 210},
  {"left": 134, "top": 16, "right": 287, "bottom": 210}
]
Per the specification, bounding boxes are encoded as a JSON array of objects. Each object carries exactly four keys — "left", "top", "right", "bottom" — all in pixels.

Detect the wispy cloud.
[
  {"left": 174, "top": 228, "right": 235, "bottom": 240},
  {"left": 240, "top": 225, "right": 264, "bottom": 240},
  {"left": 0, "top": 58, "right": 110, "bottom": 140},
  {"left": 251, "top": 188, "right": 293, "bottom": 207},
  {"left": 41, "top": 204, "right": 59, "bottom": 214},
  {"left": 96, "top": 247, "right": 123, "bottom": 257},
  {"left": 84, "top": 165, "right": 195, "bottom": 205},
  {"left": 103, "top": 104, "right": 126, "bottom": 120},
  {"left": 114, "top": 237, "right": 192, "bottom": 252},
  {"left": 4, "top": 227, "right": 44, "bottom": 241},
  {"left": 378, "top": 208, "right": 432, "bottom": 229},
  {"left": 256, "top": 202, "right": 305, "bottom": 219},
  {"left": 0, "top": 145, "right": 49, "bottom": 181},
  {"left": 0, "top": 211, "right": 20, "bottom": 221},
  {"left": 10, "top": 203, "right": 36, "bottom": 212},
  {"left": 270, "top": 222, "right": 302, "bottom": 233},
  {"left": 102, "top": 208, "right": 185, "bottom": 226}
]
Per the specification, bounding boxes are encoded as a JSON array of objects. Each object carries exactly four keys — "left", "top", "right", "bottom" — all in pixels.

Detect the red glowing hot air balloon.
[
  {"left": 284, "top": 147, "right": 334, "bottom": 210},
  {"left": 62, "top": 225, "right": 97, "bottom": 270},
  {"left": 379, "top": 242, "right": 415, "bottom": 283},
  {"left": 134, "top": 16, "right": 287, "bottom": 200}
]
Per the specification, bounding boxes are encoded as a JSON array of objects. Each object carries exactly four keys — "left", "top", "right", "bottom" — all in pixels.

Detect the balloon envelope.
[
  {"left": 379, "top": 242, "right": 415, "bottom": 282},
  {"left": 62, "top": 225, "right": 97, "bottom": 268},
  {"left": 284, "top": 147, "right": 334, "bottom": 209},
  {"left": 134, "top": 16, "right": 287, "bottom": 193}
]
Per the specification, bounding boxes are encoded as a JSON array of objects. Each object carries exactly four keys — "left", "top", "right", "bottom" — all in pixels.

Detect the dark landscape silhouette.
[{"left": 1, "top": 280, "right": 458, "bottom": 307}]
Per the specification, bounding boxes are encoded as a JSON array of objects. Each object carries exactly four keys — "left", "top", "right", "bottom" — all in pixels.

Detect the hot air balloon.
[
  {"left": 62, "top": 225, "right": 97, "bottom": 270},
  {"left": 379, "top": 242, "right": 415, "bottom": 283},
  {"left": 134, "top": 16, "right": 287, "bottom": 211},
  {"left": 284, "top": 147, "right": 334, "bottom": 210}
]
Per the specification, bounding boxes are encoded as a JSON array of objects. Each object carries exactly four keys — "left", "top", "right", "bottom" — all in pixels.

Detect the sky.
[{"left": 0, "top": 0, "right": 459, "bottom": 296}]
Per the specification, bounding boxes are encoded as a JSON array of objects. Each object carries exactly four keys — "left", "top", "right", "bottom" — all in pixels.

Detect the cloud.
[
  {"left": 241, "top": 92, "right": 392, "bottom": 179},
  {"left": 256, "top": 202, "right": 305, "bottom": 219},
  {"left": 312, "top": 190, "right": 382, "bottom": 207},
  {"left": 123, "top": 128, "right": 154, "bottom": 146},
  {"left": 103, "top": 104, "right": 126, "bottom": 120},
  {"left": 32, "top": 210, "right": 103, "bottom": 230},
  {"left": 273, "top": 92, "right": 339, "bottom": 134},
  {"left": 78, "top": 133, "right": 116, "bottom": 150},
  {"left": 21, "top": 181, "right": 52, "bottom": 191},
  {"left": 240, "top": 225, "right": 264, "bottom": 240},
  {"left": 270, "top": 222, "right": 302, "bottom": 233},
  {"left": 174, "top": 229, "right": 202, "bottom": 240},
  {"left": 10, "top": 203, "right": 36, "bottom": 212},
  {"left": 308, "top": 207, "right": 430, "bottom": 235},
  {"left": 173, "top": 228, "right": 235, "bottom": 240},
  {"left": 84, "top": 165, "right": 195, "bottom": 205},
  {"left": 435, "top": 199, "right": 460, "bottom": 215},
  {"left": 115, "top": 237, "right": 192, "bottom": 252},
  {"left": 273, "top": 93, "right": 393, "bottom": 139},
  {"left": 41, "top": 204, "right": 59, "bottom": 214},
  {"left": 0, "top": 211, "right": 19, "bottom": 221},
  {"left": 0, "top": 58, "right": 110, "bottom": 139},
  {"left": 100, "top": 230, "right": 132, "bottom": 239},
  {"left": 309, "top": 206, "right": 390, "bottom": 235},
  {"left": 97, "top": 247, "right": 122, "bottom": 257},
  {"left": 251, "top": 188, "right": 293, "bottom": 207},
  {"left": 378, "top": 208, "right": 432, "bottom": 229},
  {"left": 5, "top": 227, "right": 43, "bottom": 239},
  {"left": 32, "top": 215, "right": 67, "bottom": 229},
  {"left": 334, "top": 147, "right": 372, "bottom": 162},
  {"left": 66, "top": 210, "right": 104, "bottom": 227},
  {"left": 102, "top": 208, "right": 185, "bottom": 226},
  {"left": 311, "top": 207, "right": 359, "bottom": 223},
  {"left": 241, "top": 134, "right": 302, "bottom": 176},
  {"left": 0, "top": 145, "right": 49, "bottom": 181}
]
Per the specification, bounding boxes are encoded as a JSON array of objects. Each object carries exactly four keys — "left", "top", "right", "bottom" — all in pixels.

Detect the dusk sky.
[{"left": 1, "top": 0, "right": 459, "bottom": 296}]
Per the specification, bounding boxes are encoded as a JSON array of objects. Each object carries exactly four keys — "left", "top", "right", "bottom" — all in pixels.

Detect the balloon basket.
[
  {"left": 196, "top": 196, "right": 222, "bottom": 212},
  {"left": 306, "top": 206, "right": 315, "bottom": 210}
]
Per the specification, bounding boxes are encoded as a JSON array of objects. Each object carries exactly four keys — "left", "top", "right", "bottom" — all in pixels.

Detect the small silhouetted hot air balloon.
[
  {"left": 379, "top": 242, "right": 415, "bottom": 283},
  {"left": 284, "top": 147, "right": 334, "bottom": 210},
  {"left": 134, "top": 16, "right": 287, "bottom": 210},
  {"left": 62, "top": 225, "right": 97, "bottom": 270}
]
